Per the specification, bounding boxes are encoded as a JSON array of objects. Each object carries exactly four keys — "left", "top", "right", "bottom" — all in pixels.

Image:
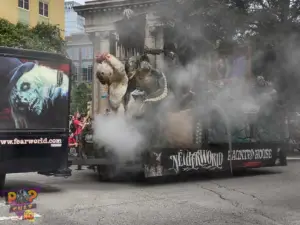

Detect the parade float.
[
  {"left": 69, "top": 47, "right": 287, "bottom": 180},
  {"left": 69, "top": 10, "right": 287, "bottom": 181}
]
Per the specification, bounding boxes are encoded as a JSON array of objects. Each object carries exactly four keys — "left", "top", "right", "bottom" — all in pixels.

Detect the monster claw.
[{"left": 96, "top": 52, "right": 110, "bottom": 63}]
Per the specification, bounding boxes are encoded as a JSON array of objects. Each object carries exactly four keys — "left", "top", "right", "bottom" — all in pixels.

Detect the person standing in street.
[
  {"left": 73, "top": 113, "right": 84, "bottom": 142},
  {"left": 73, "top": 113, "right": 86, "bottom": 170}
]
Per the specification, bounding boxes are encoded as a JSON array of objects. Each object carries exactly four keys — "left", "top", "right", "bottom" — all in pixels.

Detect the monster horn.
[{"left": 96, "top": 52, "right": 109, "bottom": 63}]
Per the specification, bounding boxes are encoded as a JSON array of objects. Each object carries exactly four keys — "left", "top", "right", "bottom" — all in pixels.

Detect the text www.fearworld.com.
[{"left": 0, "top": 138, "right": 62, "bottom": 145}]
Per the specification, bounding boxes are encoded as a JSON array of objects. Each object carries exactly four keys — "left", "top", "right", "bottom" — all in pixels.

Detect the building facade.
[
  {"left": 0, "top": 0, "right": 65, "bottom": 37},
  {"left": 64, "top": 1, "right": 85, "bottom": 37},
  {"left": 74, "top": 0, "right": 165, "bottom": 115},
  {"left": 66, "top": 33, "right": 93, "bottom": 83}
]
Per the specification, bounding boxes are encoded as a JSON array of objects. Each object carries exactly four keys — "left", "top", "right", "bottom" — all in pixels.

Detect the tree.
[
  {"left": 0, "top": 19, "right": 65, "bottom": 53},
  {"left": 158, "top": 0, "right": 300, "bottom": 108},
  {"left": 157, "top": 0, "right": 300, "bottom": 52},
  {"left": 70, "top": 82, "right": 92, "bottom": 115},
  {"left": 156, "top": 0, "right": 250, "bottom": 64}
]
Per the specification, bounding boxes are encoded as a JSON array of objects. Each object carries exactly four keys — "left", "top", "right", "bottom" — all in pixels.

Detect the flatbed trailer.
[{"left": 69, "top": 100, "right": 288, "bottom": 180}]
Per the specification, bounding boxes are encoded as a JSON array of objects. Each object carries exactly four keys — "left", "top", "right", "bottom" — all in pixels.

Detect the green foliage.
[
  {"left": 0, "top": 19, "right": 65, "bottom": 53},
  {"left": 70, "top": 82, "right": 92, "bottom": 115}
]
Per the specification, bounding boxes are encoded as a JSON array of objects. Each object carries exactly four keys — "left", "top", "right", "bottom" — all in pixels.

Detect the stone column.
[
  {"left": 155, "top": 26, "right": 164, "bottom": 71},
  {"left": 144, "top": 17, "right": 156, "bottom": 67},
  {"left": 145, "top": 13, "right": 164, "bottom": 69},
  {"left": 92, "top": 31, "right": 111, "bottom": 116}
]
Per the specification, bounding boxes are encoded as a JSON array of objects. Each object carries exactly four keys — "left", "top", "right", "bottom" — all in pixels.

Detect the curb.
[{"left": 287, "top": 157, "right": 300, "bottom": 161}]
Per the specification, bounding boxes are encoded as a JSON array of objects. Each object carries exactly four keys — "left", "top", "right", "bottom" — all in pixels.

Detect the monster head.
[
  {"left": 125, "top": 56, "right": 140, "bottom": 80},
  {"left": 95, "top": 61, "right": 114, "bottom": 85},
  {"left": 8, "top": 64, "right": 69, "bottom": 118}
]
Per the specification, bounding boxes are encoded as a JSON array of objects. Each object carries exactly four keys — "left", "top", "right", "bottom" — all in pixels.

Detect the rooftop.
[
  {"left": 65, "top": 1, "right": 82, "bottom": 7},
  {"left": 73, "top": 0, "right": 162, "bottom": 14},
  {"left": 66, "top": 33, "right": 92, "bottom": 45}
]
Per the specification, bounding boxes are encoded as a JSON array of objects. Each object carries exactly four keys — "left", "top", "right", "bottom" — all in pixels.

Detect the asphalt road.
[{"left": 0, "top": 161, "right": 300, "bottom": 225}]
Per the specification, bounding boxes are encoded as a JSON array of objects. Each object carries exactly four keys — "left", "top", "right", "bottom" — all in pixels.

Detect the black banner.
[{"left": 144, "top": 143, "right": 287, "bottom": 178}]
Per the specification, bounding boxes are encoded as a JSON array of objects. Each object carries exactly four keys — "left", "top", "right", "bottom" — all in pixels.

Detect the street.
[{"left": 0, "top": 161, "right": 300, "bottom": 225}]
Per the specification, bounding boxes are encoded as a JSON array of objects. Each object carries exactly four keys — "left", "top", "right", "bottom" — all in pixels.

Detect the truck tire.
[
  {"left": 133, "top": 171, "right": 146, "bottom": 182},
  {"left": 0, "top": 174, "right": 6, "bottom": 196},
  {"left": 97, "top": 165, "right": 117, "bottom": 181},
  {"left": 232, "top": 168, "right": 247, "bottom": 176}
]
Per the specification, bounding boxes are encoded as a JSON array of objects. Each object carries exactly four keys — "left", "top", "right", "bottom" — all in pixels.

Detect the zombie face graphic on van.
[{"left": 8, "top": 64, "right": 69, "bottom": 129}]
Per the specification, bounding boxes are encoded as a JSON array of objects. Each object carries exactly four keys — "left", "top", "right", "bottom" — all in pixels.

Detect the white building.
[
  {"left": 64, "top": 1, "right": 85, "bottom": 37},
  {"left": 66, "top": 33, "right": 94, "bottom": 83}
]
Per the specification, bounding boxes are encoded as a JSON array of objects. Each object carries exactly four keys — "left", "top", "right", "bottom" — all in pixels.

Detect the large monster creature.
[
  {"left": 96, "top": 52, "right": 169, "bottom": 113},
  {"left": 126, "top": 55, "right": 168, "bottom": 116},
  {"left": 95, "top": 52, "right": 195, "bottom": 147},
  {"left": 8, "top": 63, "right": 69, "bottom": 129},
  {"left": 95, "top": 53, "right": 129, "bottom": 114}
]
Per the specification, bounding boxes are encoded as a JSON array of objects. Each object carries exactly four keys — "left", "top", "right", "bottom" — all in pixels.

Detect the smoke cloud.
[
  {"left": 93, "top": 114, "right": 146, "bottom": 162},
  {"left": 91, "top": 1, "right": 300, "bottom": 160}
]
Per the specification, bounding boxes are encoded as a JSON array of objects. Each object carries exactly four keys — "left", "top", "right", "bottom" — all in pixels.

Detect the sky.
[{"left": 65, "top": 0, "right": 86, "bottom": 5}]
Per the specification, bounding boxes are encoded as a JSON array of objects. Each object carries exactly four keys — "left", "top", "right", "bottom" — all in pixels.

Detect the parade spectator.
[
  {"left": 73, "top": 113, "right": 84, "bottom": 142},
  {"left": 68, "top": 133, "right": 78, "bottom": 148}
]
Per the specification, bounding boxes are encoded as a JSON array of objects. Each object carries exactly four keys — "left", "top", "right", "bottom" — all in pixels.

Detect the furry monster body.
[
  {"left": 95, "top": 54, "right": 129, "bottom": 113},
  {"left": 9, "top": 64, "right": 69, "bottom": 129}
]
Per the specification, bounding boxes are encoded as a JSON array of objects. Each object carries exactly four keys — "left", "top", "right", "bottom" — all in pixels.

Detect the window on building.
[
  {"left": 65, "top": 3, "right": 74, "bottom": 12},
  {"left": 81, "top": 47, "right": 86, "bottom": 60},
  {"left": 78, "top": 17, "right": 85, "bottom": 27},
  {"left": 72, "top": 62, "right": 79, "bottom": 82},
  {"left": 88, "top": 65, "right": 93, "bottom": 82},
  {"left": 82, "top": 67, "right": 88, "bottom": 82},
  {"left": 39, "top": 1, "right": 49, "bottom": 17},
  {"left": 67, "top": 47, "right": 79, "bottom": 61},
  {"left": 81, "top": 62, "right": 93, "bottom": 82},
  {"left": 19, "top": 0, "right": 29, "bottom": 10},
  {"left": 81, "top": 46, "right": 93, "bottom": 60}
]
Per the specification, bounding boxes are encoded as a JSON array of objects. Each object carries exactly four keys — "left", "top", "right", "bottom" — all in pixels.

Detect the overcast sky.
[{"left": 65, "top": 0, "right": 86, "bottom": 5}]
